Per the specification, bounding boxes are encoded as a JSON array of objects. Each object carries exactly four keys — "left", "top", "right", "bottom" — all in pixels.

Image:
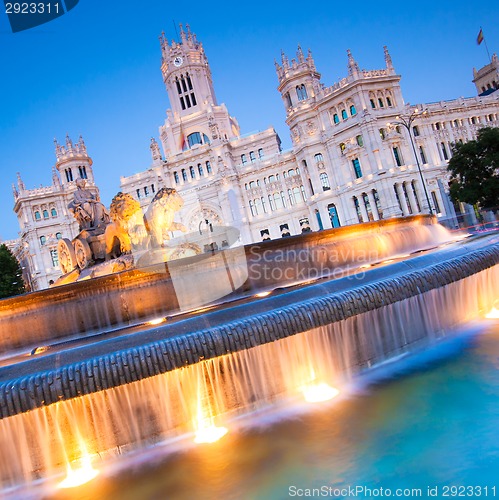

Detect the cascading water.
[{"left": 0, "top": 262, "right": 496, "bottom": 496}]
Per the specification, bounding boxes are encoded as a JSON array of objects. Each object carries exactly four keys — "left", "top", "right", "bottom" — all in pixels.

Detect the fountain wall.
[
  {"left": 0, "top": 215, "right": 449, "bottom": 353},
  {"left": 0, "top": 245, "right": 497, "bottom": 491}
]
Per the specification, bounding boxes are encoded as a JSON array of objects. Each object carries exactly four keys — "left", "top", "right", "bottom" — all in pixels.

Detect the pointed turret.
[
  {"left": 384, "top": 45, "right": 394, "bottom": 74},
  {"left": 347, "top": 49, "right": 360, "bottom": 77},
  {"left": 16, "top": 172, "right": 25, "bottom": 190},
  {"left": 150, "top": 137, "right": 163, "bottom": 162}
]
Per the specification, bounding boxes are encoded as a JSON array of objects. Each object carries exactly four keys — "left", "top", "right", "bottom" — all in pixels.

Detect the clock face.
[{"left": 173, "top": 56, "right": 183, "bottom": 67}]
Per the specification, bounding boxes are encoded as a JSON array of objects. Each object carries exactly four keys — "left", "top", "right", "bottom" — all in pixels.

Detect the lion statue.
[
  {"left": 144, "top": 187, "right": 187, "bottom": 247},
  {"left": 105, "top": 192, "right": 148, "bottom": 259}
]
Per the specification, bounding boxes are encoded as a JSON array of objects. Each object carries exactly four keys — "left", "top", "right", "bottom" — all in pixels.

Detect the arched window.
[
  {"left": 258, "top": 148, "right": 264, "bottom": 159},
  {"left": 288, "top": 188, "right": 295, "bottom": 205},
  {"left": 353, "top": 196, "right": 363, "bottom": 223},
  {"left": 379, "top": 128, "right": 386, "bottom": 140},
  {"left": 51, "top": 208, "right": 57, "bottom": 217},
  {"left": 249, "top": 200, "right": 256, "bottom": 217},
  {"left": 356, "top": 135, "right": 364, "bottom": 147},
  {"left": 319, "top": 172, "right": 330, "bottom": 191},
  {"left": 352, "top": 158, "right": 362, "bottom": 178},
  {"left": 206, "top": 161, "right": 212, "bottom": 174},
  {"left": 241, "top": 154, "right": 247, "bottom": 165},
  {"left": 285, "top": 92, "right": 292, "bottom": 108},
  {"left": 65, "top": 168, "right": 73, "bottom": 182},
  {"left": 50, "top": 249, "right": 58, "bottom": 268},
  {"left": 40, "top": 235, "right": 46, "bottom": 245},
  {"left": 378, "top": 98, "right": 384, "bottom": 108},
  {"left": 42, "top": 209, "right": 49, "bottom": 219},
  {"left": 411, "top": 180, "right": 421, "bottom": 212},
  {"left": 350, "top": 104, "right": 357, "bottom": 116},
  {"left": 249, "top": 181, "right": 256, "bottom": 189},
  {"left": 261, "top": 197, "right": 267, "bottom": 213},
  {"left": 174, "top": 171, "right": 180, "bottom": 184},
  {"left": 393, "top": 147, "right": 403, "bottom": 166},
  {"left": 341, "top": 109, "right": 348, "bottom": 120},
  {"left": 249, "top": 151, "right": 256, "bottom": 162},
  {"left": 413, "top": 126, "right": 420, "bottom": 137},
  {"left": 182, "top": 169, "right": 188, "bottom": 182},
  {"left": 56, "top": 232, "right": 62, "bottom": 240},
  {"left": 144, "top": 186, "right": 149, "bottom": 196},
  {"left": 372, "top": 189, "right": 383, "bottom": 219},
  {"left": 274, "top": 192, "right": 284, "bottom": 209},
  {"left": 362, "top": 192, "right": 374, "bottom": 221},
  {"left": 190, "top": 166, "right": 196, "bottom": 179},
  {"left": 386, "top": 96, "right": 392, "bottom": 107},
  {"left": 314, "top": 153, "right": 324, "bottom": 163},
  {"left": 187, "top": 132, "right": 202, "bottom": 148},
  {"left": 268, "top": 175, "right": 275, "bottom": 183},
  {"left": 333, "top": 113, "right": 340, "bottom": 124},
  {"left": 268, "top": 194, "right": 276, "bottom": 211},
  {"left": 78, "top": 166, "right": 87, "bottom": 179},
  {"left": 255, "top": 198, "right": 262, "bottom": 215},
  {"left": 198, "top": 164, "right": 204, "bottom": 176},
  {"left": 328, "top": 204, "right": 341, "bottom": 228},
  {"left": 370, "top": 99, "right": 376, "bottom": 109},
  {"left": 293, "top": 186, "right": 301, "bottom": 203},
  {"left": 296, "top": 84, "right": 308, "bottom": 101},
  {"left": 300, "top": 185, "right": 306, "bottom": 201},
  {"left": 34, "top": 211, "right": 41, "bottom": 220}
]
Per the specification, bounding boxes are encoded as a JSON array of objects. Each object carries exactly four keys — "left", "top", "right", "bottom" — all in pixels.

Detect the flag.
[{"left": 477, "top": 28, "right": 484, "bottom": 45}]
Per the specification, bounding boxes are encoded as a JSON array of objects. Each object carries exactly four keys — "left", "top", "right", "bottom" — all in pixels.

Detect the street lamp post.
[{"left": 390, "top": 108, "right": 434, "bottom": 215}]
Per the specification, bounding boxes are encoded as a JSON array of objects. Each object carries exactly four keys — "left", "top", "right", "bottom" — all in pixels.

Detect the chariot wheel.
[
  {"left": 57, "top": 238, "right": 77, "bottom": 274},
  {"left": 74, "top": 237, "right": 93, "bottom": 270}
]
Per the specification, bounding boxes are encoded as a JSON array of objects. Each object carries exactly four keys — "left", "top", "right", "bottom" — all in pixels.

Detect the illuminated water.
[{"left": 44, "top": 320, "right": 499, "bottom": 500}]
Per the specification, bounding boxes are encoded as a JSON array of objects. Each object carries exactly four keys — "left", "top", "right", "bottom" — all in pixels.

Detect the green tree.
[
  {"left": 447, "top": 127, "right": 499, "bottom": 210},
  {"left": 0, "top": 244, "right": 26, "bottom": 299}
]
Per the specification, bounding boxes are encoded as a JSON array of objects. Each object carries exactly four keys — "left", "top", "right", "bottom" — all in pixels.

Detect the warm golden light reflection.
[
  {"left": 147, "top": 317, "right": 165, "bottom": 325},
  {"left": 485, "top": 306, "right": 499, "bottom": 319},
  {"left": 360, "top": 264, "right": 372, "bottom": 269},
  {"left": 300, "top": 382, "right": 340, "bottom": 403},
  {"left": 57, "top": 454, "right": 99, "bottom": 489},
  {"left": 255, "top": 291, "right": 271, "bottom": 298},
  {"left": 30, "top": 346, "right": 49, "bottom": 356},
  {"left": 194, "top": 424, "right": 228, "bottom": 444},
  {"left": 381, "top": 259, "right": 395, "bottom": 265}
]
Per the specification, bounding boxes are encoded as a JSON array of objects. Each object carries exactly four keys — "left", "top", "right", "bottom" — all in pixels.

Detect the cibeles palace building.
[
  {"left": 8, "top": 25, "right": 499, "bottom": 290},
  {"left": 120, "top": 25, "right": 499, "bottom": 243}
]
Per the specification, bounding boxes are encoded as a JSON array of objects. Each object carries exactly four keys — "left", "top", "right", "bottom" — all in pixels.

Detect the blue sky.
[{"left": 0, "top": 0, "right": 497, "bottom": 240}]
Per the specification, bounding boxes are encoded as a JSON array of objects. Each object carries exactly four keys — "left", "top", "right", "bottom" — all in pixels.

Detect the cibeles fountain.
[{"left": 0, "top": 179, "right": 498, "bottom": 497}]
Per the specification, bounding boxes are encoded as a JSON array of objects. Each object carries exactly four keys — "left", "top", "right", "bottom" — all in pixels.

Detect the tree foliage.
[
  {"left": 447, "top": 127, "right": 499, "bottom": 209},
  {"left": 0, "top": 244, "right": 26, "bottom": 299}
]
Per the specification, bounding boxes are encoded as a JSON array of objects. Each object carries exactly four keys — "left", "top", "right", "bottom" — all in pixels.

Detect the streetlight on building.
[{"left": 389, "top": 108, "right": 434, "bottom": 215}]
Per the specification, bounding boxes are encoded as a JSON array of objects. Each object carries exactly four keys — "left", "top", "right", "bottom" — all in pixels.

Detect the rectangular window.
[
  {"left": 249, "top": 151, "right": 256, "bottom": 162},
  {"left": 258, "top": 148, "right": 264, "bottom": 159},
  {"left": 431, "top": 191, "right": 441, "bottom": 214},
  {"left": 393, "top": 147, "right": 403, "bottom": 167},
  {"left": 419, "top": 146, "right": 427, "bottom": 164},
  {"left": 136, "top": 189, "right": 141, "bottom": 199},
  {"left": 352, "top": 158, "right": 362, "bottom": 179},
  {"left": 50, "top": 249, "right": 59, "bottom": 268}
]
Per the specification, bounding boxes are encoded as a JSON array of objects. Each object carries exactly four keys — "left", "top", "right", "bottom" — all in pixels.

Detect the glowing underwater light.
[
  {"left": 485, "top": 307, "right": 499, "bottom": 319},
  {"left": 300, "top": 382, "right": 340, "bottom": 403},
  {"left": 147, "top": 317, "right": 166, "bottom": 325},
  {"left": 57, "top": 454, "right": 99, "bottom": 489},
  {"left": 194, "top": 424, "right": 228, "bottom": 443}
]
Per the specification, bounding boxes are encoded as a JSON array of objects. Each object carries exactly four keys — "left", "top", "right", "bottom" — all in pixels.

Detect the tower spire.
[
  {"left": 384, "top": 45, "right": 394, "bottom": 73},
  {"left": 347, "top": 49, "right": 359, "bottom": 76},
  {"left": 297, "top": 45, "right": 305, "bottom": 63}
]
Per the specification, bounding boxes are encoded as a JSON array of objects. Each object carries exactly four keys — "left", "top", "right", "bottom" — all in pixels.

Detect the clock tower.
[
  {"left": 159, "top": 23, "right": 218, "bottom": 117},
  {"left": 157, "top": 24, "right": 240, "bottom": 157}
]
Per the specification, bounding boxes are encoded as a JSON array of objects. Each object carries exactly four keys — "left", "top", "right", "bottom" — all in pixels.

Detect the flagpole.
[{"left": 479, "top": 27, "right": 492, "bottom": 62}]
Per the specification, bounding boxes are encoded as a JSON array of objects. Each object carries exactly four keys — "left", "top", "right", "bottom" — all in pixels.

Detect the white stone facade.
[
  {"left": 8, "top": 136, "right": 102, "bottom": 291},
  {"left": 120, "top": 26, "right": 499, "bottom": 244},
  {"left": 9, "top": 26, "right": 499, "bottom": 291}
]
